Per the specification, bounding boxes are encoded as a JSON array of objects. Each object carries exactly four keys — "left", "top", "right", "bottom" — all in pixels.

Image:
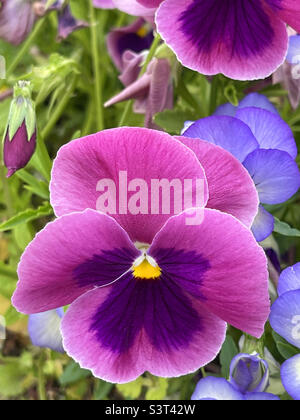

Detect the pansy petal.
[
  {"left": 113, "top": 0, "right": 157, "bottom": 16},
  {"left": 137, "top": 0, "right": 163, "bottom": 7},
  {"left": 182, "top": 116, "right": 259, "bottom": 163},
  {"left": 191, "top": 377, "right": 244, "bottom": 401},
  {"left": 245, "top": 392, "right": 280, "bottom": 401},
  {"left": 269, "top": 290, "right": 300, "bottom": 349},
  {"left": 243, "top": 149, "right": 300, "bottom": 204},
  {"left": 214, "top": 103, "right": 237, "bottom": 117},
  {"left": 50, "top": 128, "right": 208, "bottom": 244},
  {"left": 266, "top": 0, "right": 300, "bottom": 32},
  {"left": 251, "top": 206, "right": 274, "bottom": 242},
  {"left": 149, "top": 208, "right": 269, "bottom": 338},
  {"left": 238, "top": 93, "right": 279, "bottom": 115},
  {"left": 177, "top": 137, "right": 259, "bottom": 228},
  {"left": 28, "top": 309, "right": 64, "bottom": 353},
  {"left": 286, "top": 35, "right": 300, "bottom": 64},
  {"left": 281, "top": 354, "right": 300, "bottom": 401},
  {"left": 278, "top": 263, "right": 300, "bottom": 296},
  {"left": 61, "top": 279, "right": 226, "bottom": 383},
  {"left": 12, "top": 209, "right": 139, "bottom": 314},
  {"left": 235, "top": 107, "right": 297, "bottom": 158},
  {"left": 93, "top": 0, "right": 115, "bottom": 8},
  {"left": 156, "top": 0, "right": 288, "bottom": 80}
]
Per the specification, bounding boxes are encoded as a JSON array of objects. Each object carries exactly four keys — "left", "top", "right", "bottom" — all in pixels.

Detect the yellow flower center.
[
  {"left": 136, "top": 27, "right": 148, "bottom": 38},
  {"left": 133, "top": 259, "right": 161, "bottom": 279}
]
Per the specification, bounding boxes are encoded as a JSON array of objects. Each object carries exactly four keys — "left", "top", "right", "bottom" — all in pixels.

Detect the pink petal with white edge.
[
  {"left": 12, "top": 209, "right": 139, "bottom": 314},
  {"left": 61, "top": 286, "right": 226, "bottom": 383},
  {"left": 156, "top": 0, "right": 288, "bottom": 80},
  {"left": 50, "top": 128, "right": 208, "bottom": 244},
  {"left": 149, "top": 208, "right": 270, "bottom": 337},
  {"left": 113, "top": 0, "right": 157, "bottom": 16},
  {"left": 176, "top": 137, "right": 259, "bottom": 228}
]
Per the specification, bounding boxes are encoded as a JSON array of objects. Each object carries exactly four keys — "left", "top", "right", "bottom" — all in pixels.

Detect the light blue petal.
[
  {"left": 192, "top": 377, "right": 244, "bottom": 400},
  {"left": 183, "top": 116, "right": 259, "bottom": 162},
  {"left": 236, "top": 107, "right": 297, "bottom": 159},
  {"left": 28, "top": 308, "right": 64, "bottom": 353},
  {"left": 238, "top": 93, "right": 279, "bottom": 115},
  {"left": 229, "top": 353, "right": 269, "bottom": 393},
  {"left": 281, "top": 354, "right": 300, "bottom": 400},
  {"left": 286, "top": 35, "right": 300, "bottom": 65},
  {"left": 181, "top": 120, "right": 195, "bottom": 134},
  {"left": 214, "top": 103, "right": 237, "bottom": 117},
  {"left": 245, "top": 392, "right": 280, "bottom": 401},
  {"left": 278, "top": 263, "right": 300, "bottom": 296},
  {"left": 251, "top": 206, "right": 274, "bottom": 242},
  {"left": 269, "top": 290, "right": 300, "bottom": 349},
  {"left": 243, "top": 149, "right": 300, "bottom": 205}
]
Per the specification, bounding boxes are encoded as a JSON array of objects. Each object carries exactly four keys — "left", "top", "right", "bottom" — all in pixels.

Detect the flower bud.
[
  {"left": 3, "top": 81, "right": 36, "bottom": 178},
  {"left": 229, "top": 353, "right": 269, "bottom": 394}
]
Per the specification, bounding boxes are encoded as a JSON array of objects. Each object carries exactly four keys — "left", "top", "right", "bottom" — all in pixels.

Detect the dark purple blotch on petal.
[
  {"left": 73, "top": 247, "right": 138, "bottom": 289},
  {"left": 179, "top": 0, "right": 275, "bottom": 58},
  {"left": 85, "top": 248, "right": 210, "bottom": 354}
]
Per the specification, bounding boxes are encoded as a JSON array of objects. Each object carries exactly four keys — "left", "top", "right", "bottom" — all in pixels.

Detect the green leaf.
[
  {"left": 0, "top": 202, "right": 53, "bottom": 232},
  {"left": 16, "top": 169, "right": 50, "bottom": 200},
  {"left": 154, "top": 109, "right": 194, "bottom": 134},
  {"left": 0, "top": 276, "right": 17, "bottom": 299},
  {"left": 5, "top": 305, "right": 25, "bottom": 326},
  {"left": 116, "top": 377, "right": 143, "bottom": 400},
  {"left": 0, "top": 362, "right": 31, "bottom": 397},
  {"left": 272, "top": 331, "right": 300, "bottom": 360},
  {"left": 59, "top": 362, "right": 91, "bottom": 386},
  {"left": 274, "top": 218, "right": 300, "bottom": 237},
  {"left": 220, "top": 335, "right": 239, "bottom": 378},
  {"left": 145, "top": 377, "right": 168, "bottom": 400},
  {"left": 93, "top": 380, "right": 114, "bottom": 400}
]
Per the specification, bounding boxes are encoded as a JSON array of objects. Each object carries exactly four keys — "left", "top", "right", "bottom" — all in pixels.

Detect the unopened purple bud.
[
  {"left": 3, "top": 122, "right": 36, "bottom": 178},
  {"left": 3, "top": 81, "right": 37, "bottom": 177},
  {"left": 0, "top": 0, "right": 36, "bottom": 45},
  {"left": 57, "top": 5, "right": 88, "bottom": 40}
]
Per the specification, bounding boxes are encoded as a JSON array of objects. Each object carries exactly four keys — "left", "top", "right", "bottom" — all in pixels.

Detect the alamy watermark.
[
  {"left": 0, "top": 315, "right": 6, "bottom": 341},
  {"left": 291, "top": 54, "right": 300, "bottom": 80},
  {"left": 96, "top": 171, "right": 205, "bottom": 225}
]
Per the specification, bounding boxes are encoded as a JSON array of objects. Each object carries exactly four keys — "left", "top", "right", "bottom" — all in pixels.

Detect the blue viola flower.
[
  {"left": 182, "top": 93, "right": 300, "bottom": 242},
  {"left": 269, "top": 263, "right": 300, "bottom": 400},
  {"left": 286, "top": 35, "right": 300, "bottom": 65},
  {"left": 192, "top": 353, "right": 279, "bottom": 401},
  {"left": 28, "top": 308, "right": 64, "bottom": 353}
]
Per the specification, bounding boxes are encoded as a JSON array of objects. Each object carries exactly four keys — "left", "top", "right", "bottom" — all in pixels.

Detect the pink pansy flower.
[
  {"left": 12, "top": 128, "right": 269, "bottom": 383},
  {"left": 114, "top": 0, "right": 300, "bottom": 81}
]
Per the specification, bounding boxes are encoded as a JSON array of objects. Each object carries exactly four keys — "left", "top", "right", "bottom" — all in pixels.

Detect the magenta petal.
[
  {"left": 177, "top": 137, "right": 259, "bottom": 228},
  {"left": 149, "top": 208, "right": 269, "bottom": 337},
  {"left": 12, "top": 209, "right": 138, "bottom": 314},
  {"left": 113, "top": 0, "right": 157, "bottom": 16},
  {"left": 266, "top": 0, "right": 300, "bottom": 32},
  {"left": 156, "top": 0, "right": 288, "bottom": 80},
  {"left": 50, "top": 128, "right": 208, "bottom": 244},
  {"left": 61, "top": 285, "right": 226, "bottom": 383}
]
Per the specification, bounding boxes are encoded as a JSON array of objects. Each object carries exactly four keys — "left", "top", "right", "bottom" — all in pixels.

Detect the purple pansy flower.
[
  {"left": 113, "top": 0, "right": 300, "bottom": 80},
  {"left": 28, "top": 308, "right": 64, "bottom": 353},
  {"left": 183, "top": 95, "right": 300, "bottom": 242},
  {"left": 105, "top": 55, "right": 173, "bottom": 128},
  {"left": 12, "top": 127, "right": 269, "bottom": 383},
  {"left": 274, "top": 33, "right": 300, "bottom": 110},
  {"left": 270, "top": 263, "right": 300, "bottom": 400},
  {"left": 107, "top": 18, "right": 153, "bottom": 71},
  {"left": 0, "top": 0, "right": 36, "bottom": 45},
  {"left": 192, "top": 353, "right": 280, "bottom": 401}
]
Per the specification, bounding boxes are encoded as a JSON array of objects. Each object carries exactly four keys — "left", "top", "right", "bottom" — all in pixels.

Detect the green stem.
[
  {"left": 89, "top": 2, "right": 104, "bottom": 131},
  {"left": 6, "top": 19, "right": 46, "bottom": 78},
  {"left": 200, "top": 367, "right": 207, "bottom": 378},
  {"left": 209, "top": 76, "right": 219, "bottom": 115},
  {"left": 118, "top": 33, "right": 161, "bottom": 127},
  {"left": 37, "top": 352, "right": 47, "bottom": 401},
  {"left": 41, "top": 75, "right": 77, "bottom": 140}
]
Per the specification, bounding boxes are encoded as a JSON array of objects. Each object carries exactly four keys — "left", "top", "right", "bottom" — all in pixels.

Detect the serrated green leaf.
[
  {"left": 59, "top": 362, "right": 91, "bottom": 386},
  {"left": 116, "top": 377, "right": 143, "bottom": 400},
  {"left": 274, "top": 218, "right": 300, "bottom": 237},
  {"left": 220, "top": 335, "right": 239, "bottom": 378},
  {"left": 0, "top": 202, "right": 53, "bottom": 232},
  {"left": 145, "top": 377, "right": 168, "bottom": 400}
]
